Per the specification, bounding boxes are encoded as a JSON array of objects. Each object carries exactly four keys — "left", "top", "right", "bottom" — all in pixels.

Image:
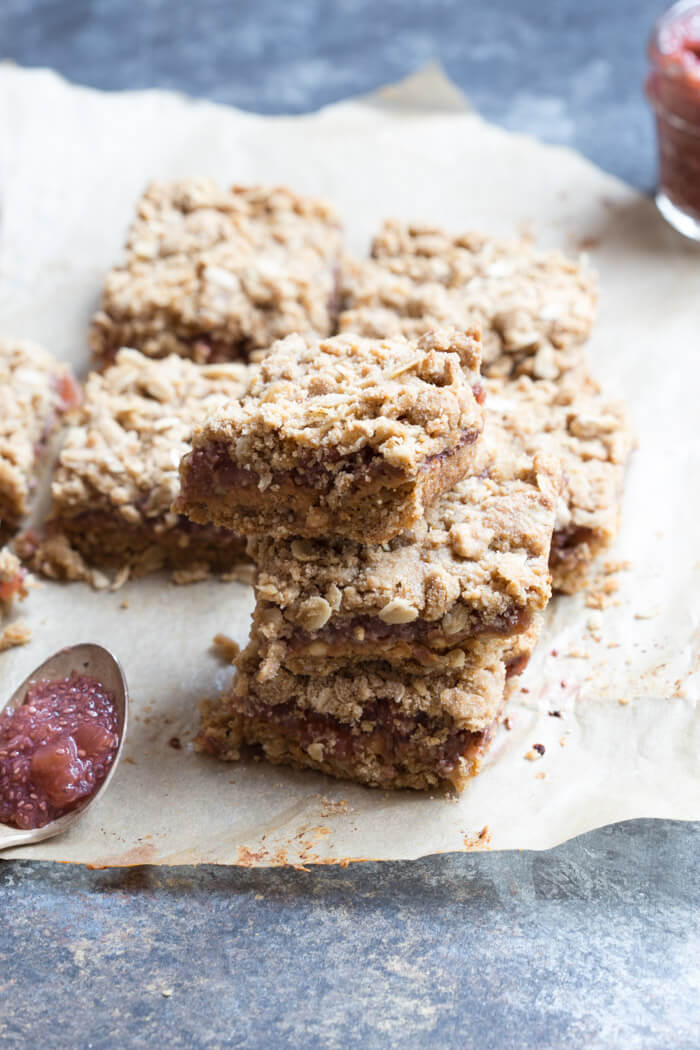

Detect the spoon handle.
[{"left": 0, "top": 826, "right": 34, "bottom": 850}]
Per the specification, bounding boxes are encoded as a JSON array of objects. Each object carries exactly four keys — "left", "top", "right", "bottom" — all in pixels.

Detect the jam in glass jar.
[{"left": 647, "top": 0, "right": 700, "bottom": 239}]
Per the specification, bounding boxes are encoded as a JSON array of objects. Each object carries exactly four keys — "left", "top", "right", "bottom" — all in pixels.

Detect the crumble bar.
[
  {"left": 28, "top": 349, "right": 250, "bottom": 581},
  {"left": 176, "top": 327, "right": 485, "bottom": 544},
  {"left": 0, "top": 338, "right": 80, "bottom": 535},
  {"left": 339, "top": 219, "right": 598, "bottom": 381},
  {"left": 197, "top": 637, "right": 510, "bottom": 791},
  {"left": 90, "top": 180, "right": 343, "bottom": 367},
  {"left": 484, "top": 376, "right": 635, "bottom": 593},
  {"left": 246, "top": 434, "right": 561, "bottom": 677}
]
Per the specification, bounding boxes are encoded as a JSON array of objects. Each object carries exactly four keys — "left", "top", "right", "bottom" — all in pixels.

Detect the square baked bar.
[
  {"left": 0, "top": 338, "right": 79, "bottom": 535},
  {"left": 484, "top": 376, "right": 636, "bottom": 593},
  {"left": 197, "top": 637, "right": 511, "bottom": 791},
  {"left": 246, "top": 434, "right": 561, "bottom": 678},
  {"left": 340, "top": 219, "right": 598, "bottom": 382},
  {"left": 90, "top": 180, "right": 343, "bottom": 367},
  {"left": 27, "top": 349, "right": 250, "bottom": 581},
  {"left": 176, "top": 327, "right": 485, "bottom": 544}
]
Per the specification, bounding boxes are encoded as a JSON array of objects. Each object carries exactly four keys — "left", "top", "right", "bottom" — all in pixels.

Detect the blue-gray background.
[
  {"left": 3, "top": 0, "right": 659, "bottom": 189},
  {"left": 2, "top": 3, "right": 697, "bottom": 1050}
]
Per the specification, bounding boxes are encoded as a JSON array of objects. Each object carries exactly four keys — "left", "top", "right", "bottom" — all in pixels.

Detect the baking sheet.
[{"left": 0, "top": 63, "right": 698, "bottom": 866}]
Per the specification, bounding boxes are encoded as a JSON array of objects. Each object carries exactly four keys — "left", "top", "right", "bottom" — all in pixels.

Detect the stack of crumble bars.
[
  {"left": 174, "top": 327, "right": 564, "bottom": 790},
  {"left": 19, "top": 179, "right": 635, "bottom": 792},
  {"left": 174, "top": 202, "right": 633, "bottom": 792}
]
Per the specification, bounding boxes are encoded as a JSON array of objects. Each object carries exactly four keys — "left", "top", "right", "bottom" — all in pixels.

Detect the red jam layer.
[
  {"left": 0, "top": 568, "right": 26, "bottom": 604},
  {"left": 55, "top": 371, "right": 82, "bottom": 411},
  {"left": 647, "top": 2, "right": 700, "bottom": 219},
  {"left": 0, "top": 672, "right": 119, "bottom": 830}
]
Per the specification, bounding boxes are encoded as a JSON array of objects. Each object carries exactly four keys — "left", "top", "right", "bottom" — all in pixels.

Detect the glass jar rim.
[{"left": 649, "top": 0, "right": 700, "bottom": 60}]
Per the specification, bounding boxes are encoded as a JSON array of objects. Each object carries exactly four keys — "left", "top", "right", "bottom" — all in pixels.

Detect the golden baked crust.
[
  {"left": 30, "top": 349, "right": 250, "bottom": 582},
  {"left": 176, "top": 327, "right": 485, "bottom": 543},
  {"left": 90, "top": 180, "right": 343, "bottom": 366},
  {"left": 340, "top": 219, "right": 598, "bottom": 381},
  {"left": 0, "top": 338, "right": 78, "bottom": 531}
]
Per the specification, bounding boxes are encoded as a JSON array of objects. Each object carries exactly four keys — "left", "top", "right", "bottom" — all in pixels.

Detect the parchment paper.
[{"left": 1, "top": 63, "right": 698, "bottom": 866}]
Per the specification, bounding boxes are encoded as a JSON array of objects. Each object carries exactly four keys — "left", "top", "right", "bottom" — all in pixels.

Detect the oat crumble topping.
[
  {"left": 340, "top": 219, "right": 598, "bottom": 381},
  {"left": 90, "top": 180, "right": 343, "bottom": 365}
]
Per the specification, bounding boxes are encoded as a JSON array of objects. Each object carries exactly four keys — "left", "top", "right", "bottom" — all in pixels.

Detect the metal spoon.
[{"left": 0, "top": 643, "right": 128, "bottom": 850}]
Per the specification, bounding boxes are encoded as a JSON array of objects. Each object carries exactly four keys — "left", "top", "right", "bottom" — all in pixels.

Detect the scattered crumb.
[
  {"left": 548, "top": 710, "right": 562, "bottom": 719},
  {"left": 634, "top": 611, "right": 657, "bottom": 620},
  {"left": 168, "top": 737, "right": 182, "bottom": 750},
  {"left": 463, "top": 825, "right": 491, "bottom": 850},
  {"left": 503, "top": 716, "right": 513, "bottom": 731},
  {"left": 0, "top": 620, "right": 31, "bottom": 652},
  {"left": 171, "top": 564, "right": 210, "bottom": 585},
  {"left": 320, "top": 797, "right": 349, "bottom": 817},
  {"left": 220, "top": 562, "right": 256, "bottom": 586},
  {"left": 534, "top": 771, "right": 547, "bottom": 780},
  {"left": 560, "top": 737, "right": 567, "bottom": 747},
  {"left": 566, "top": 647, "right": 590, "bottom": 659},
  {"left": 586, "top": 578, "right": 619, "bottom": 609},
  {"left": 110, "top": 566, "right": 131, "bottom": 591},
  {"left": 212, "top": 633, "right": 241, "bottom": 663},
  {"left": 161, "top": 989, "right": 173, "bottom": 999},
  {"left": 120, "top": 598, "right": 130, "bottom": 609},
  {"left": 575, "top": 234, "right": 601, "bottom": 252},
  {"left": 618, "top": 697, "right": 630, "bottom": 706},
  {"left": 550, "top": 648, "right": 558, "bottom": 657},
  {"left": 604, "top": 559, "right": 631, "bottom": 574},
  {"left": 585, "top": 560, "right": 630, "bottom": 610},
  {"left": 533, "top": 743, "right": 546, "bottom": 756},
  {"left": 18, "top": 532, "right": 111, "bottom": 590}
]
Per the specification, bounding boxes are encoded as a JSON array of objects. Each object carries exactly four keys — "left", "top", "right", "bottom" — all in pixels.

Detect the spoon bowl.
[{"left": 0, "top": 643, "right": 128, "bottom": 851}]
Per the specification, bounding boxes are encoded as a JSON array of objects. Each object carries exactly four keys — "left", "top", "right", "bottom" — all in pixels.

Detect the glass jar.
[{"left": 647, "top": 0, "right": 700, "bottom": 240}]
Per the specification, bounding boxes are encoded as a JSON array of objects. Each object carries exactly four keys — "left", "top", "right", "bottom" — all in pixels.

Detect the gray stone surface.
[
  {"left": 2, "top": 820, "right": 699, "bottom": 1049},
  {"left": 0, "top": 0, "right": 661, "bottom": 188},
  {"left": 0, "top": 3, "right": 696, "bottom": 1047}
]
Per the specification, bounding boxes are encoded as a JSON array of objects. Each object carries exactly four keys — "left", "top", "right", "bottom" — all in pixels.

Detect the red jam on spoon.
[{"left": 0, "top": 672, "right": 119, "bottom": 830}]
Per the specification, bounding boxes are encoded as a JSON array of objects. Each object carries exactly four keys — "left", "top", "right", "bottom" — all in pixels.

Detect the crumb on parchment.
[
  {"left": 0, "top": 620, "right": 31, "bottom": 652},
  {"left": 320, "top": 797, "right": 349, "bottom": 817},
  {"left": 212, "top": 634, "right": 241, "bottom": 663}
]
